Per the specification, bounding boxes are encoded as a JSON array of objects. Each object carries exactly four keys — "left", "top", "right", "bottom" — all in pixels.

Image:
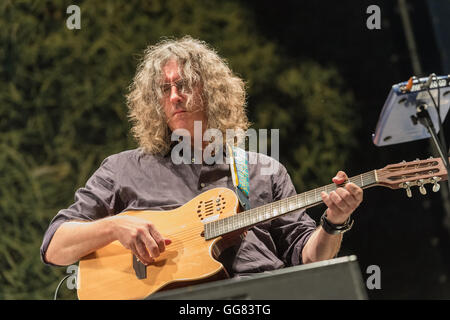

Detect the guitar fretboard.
[{"left": 204, "top": 170, "right": 378, "bottom": 240}]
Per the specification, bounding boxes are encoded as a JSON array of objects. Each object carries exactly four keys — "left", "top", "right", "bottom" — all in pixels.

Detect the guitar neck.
[{"left": 204, "top": 170, "right": 378, "bottom": 240}]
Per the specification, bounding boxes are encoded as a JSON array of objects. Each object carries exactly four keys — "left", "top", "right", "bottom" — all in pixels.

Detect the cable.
[{"left": 53, "top": 274, "right": 72, "bottom": 300}]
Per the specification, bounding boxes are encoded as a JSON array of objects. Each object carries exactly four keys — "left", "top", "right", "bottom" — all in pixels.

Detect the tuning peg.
[
  {"left": 406, "top": 188, "right": 412, "bottom": 198},
  {"left": 406, "top": 187, "right": 412, "bottom": 198},
  {"left": 419, "top": 185, "right": 427, "bottom": 195},
  {"left": 433, "top": 184, "right": 440, "bottom": 192},
  {"left": 402, "top": 182, "right": 412, "bottom": 198},
  {"left": 417, "top": 180, "right": 427, "bottom": 195},
  {"left": 432, "top": 177, "right": 441, "bottom": 192}
]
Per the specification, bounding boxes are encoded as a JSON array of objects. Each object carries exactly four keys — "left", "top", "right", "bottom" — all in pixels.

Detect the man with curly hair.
[{"left": 41, "top": 36, "right": 363, "bottom": 287}]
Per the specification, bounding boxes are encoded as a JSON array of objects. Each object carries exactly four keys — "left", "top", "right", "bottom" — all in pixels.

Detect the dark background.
[
  {"left": 277, "top": 0, "right": 450, "bottom": 299},
  {"left": 2, "top": 0, "right": 450, "bottom": 299}
]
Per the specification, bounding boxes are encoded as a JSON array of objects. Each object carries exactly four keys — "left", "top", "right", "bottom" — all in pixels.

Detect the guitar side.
[{"left": 77, "top": 187, "right": 239, "bottom": 300}]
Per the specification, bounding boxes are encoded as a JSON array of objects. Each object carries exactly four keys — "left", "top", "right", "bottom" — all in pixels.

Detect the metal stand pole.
[{"left": 414, "top": 104, "right": 450, "bottom": 191}]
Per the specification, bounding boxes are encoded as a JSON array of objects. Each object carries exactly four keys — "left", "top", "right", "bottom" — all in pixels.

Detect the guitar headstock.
[{"left": 376, "top": 157, "right": 448, "bottom": 197}]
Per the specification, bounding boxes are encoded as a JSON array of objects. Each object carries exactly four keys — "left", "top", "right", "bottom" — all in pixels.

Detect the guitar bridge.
[{"left": 132, "top": 254, "right": 147, "bottom": 279}]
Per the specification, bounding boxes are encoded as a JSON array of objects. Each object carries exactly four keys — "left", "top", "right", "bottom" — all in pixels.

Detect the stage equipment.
[
  {"left": 147, "top": 255, "right": 368, "bottom": 300},
  {"left": 373, "top": 74, "right": 450, "bottom": 192}
]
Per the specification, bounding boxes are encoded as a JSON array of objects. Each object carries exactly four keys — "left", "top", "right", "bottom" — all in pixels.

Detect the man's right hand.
[{"left": 111, "top": 215, "right": 172, "bottom": 265}]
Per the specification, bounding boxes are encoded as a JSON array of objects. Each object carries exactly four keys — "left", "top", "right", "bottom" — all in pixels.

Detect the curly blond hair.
[{"left": 126, "top": 36, "right": 250, "bottom": 155}]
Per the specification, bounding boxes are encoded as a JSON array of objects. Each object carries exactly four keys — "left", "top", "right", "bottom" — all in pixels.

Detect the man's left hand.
[{"left": 320, "top": 171, "right": 363, "bottom": 225}]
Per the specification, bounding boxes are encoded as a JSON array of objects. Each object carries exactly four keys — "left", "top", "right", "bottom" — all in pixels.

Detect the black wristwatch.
[{"left": 320, "top": 212, "right": 354, "bottom": 235}]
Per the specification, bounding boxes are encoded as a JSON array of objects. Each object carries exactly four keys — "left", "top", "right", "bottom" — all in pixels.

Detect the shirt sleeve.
[
  {"left": 40, "top": 155, "right": 122, "bottom": 265},
  {"left": 269, "top": 164, "right": 317, "bottom": 266}
]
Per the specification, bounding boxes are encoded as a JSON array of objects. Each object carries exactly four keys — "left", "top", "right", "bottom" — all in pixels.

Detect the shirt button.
[{"left": 200, "top": 183, "right": 206, "bottom": 188}]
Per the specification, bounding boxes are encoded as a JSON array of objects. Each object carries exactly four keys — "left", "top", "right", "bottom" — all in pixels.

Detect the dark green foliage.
[{"left": 0, "top": 0, "right": 358, "bottom": 299}]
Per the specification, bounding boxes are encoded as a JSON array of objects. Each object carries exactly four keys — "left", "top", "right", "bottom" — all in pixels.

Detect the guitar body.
[{"left": 77, "top": 187, "right": 240, "bottom": 300}]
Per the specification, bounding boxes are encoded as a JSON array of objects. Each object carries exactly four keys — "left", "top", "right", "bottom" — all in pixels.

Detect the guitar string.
[
  {"left": 150, "top": 171, "right": 378, "bottom": 242},
  {"left": 203, "top": 171, "right": 377, "bottom": 237},
  {"left": 143, "top": 166, "right": 419, "bottom": 252},
  {"left": 134, "top": 171, "right": 380, "bottom": 253},
  {"left": 127, "top": 166, "right": 439, "bottom": 261}
]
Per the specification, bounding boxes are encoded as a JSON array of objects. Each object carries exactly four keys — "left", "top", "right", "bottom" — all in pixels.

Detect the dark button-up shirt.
[{"left": 40, "top": 148, "right": 317, "bottom": 277}]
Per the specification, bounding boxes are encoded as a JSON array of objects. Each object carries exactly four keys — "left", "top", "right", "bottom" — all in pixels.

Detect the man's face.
[{"left": 162, "top": 60, "right": 207, "bottom": 141}]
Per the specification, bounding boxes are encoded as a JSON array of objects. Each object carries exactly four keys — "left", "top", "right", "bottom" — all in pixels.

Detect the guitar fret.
[
  {"left": 260, "top": 207, "right": 265, "bottom": 221},
  {"left": 204, "top": 222, "right": 210, "bottom": 239},
  {"left": 215, "top": 219, "right": 220, "bottom": 236},
  {"left": 220, "top": 218, "right": 225, "bottom": 235},
  {"left": 254, "top": 208, "right": 260, "bottom": 223},
  {"left": 223, "top": 218, "right": 227, "bottom": 235},
  {"left": 213, "top": 220, "right": 217, "bottom": 237},
  {"left": 289, "top": 198, "right": 294, "bottom": 211}
]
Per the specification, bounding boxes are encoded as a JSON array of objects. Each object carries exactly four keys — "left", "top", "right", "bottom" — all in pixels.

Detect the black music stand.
[{"left": 372, "top": 74, "right": 450, "bottom": 192}]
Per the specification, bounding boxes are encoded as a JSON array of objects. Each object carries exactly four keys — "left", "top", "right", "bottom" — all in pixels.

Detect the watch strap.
[{"left": 320, "top": 212, "right": 354, "bottom": 235}]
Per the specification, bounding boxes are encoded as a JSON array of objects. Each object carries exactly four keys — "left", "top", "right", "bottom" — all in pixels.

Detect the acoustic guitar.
[{"left": 77, "top": 157, "right": 447, "bottom": 299}]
